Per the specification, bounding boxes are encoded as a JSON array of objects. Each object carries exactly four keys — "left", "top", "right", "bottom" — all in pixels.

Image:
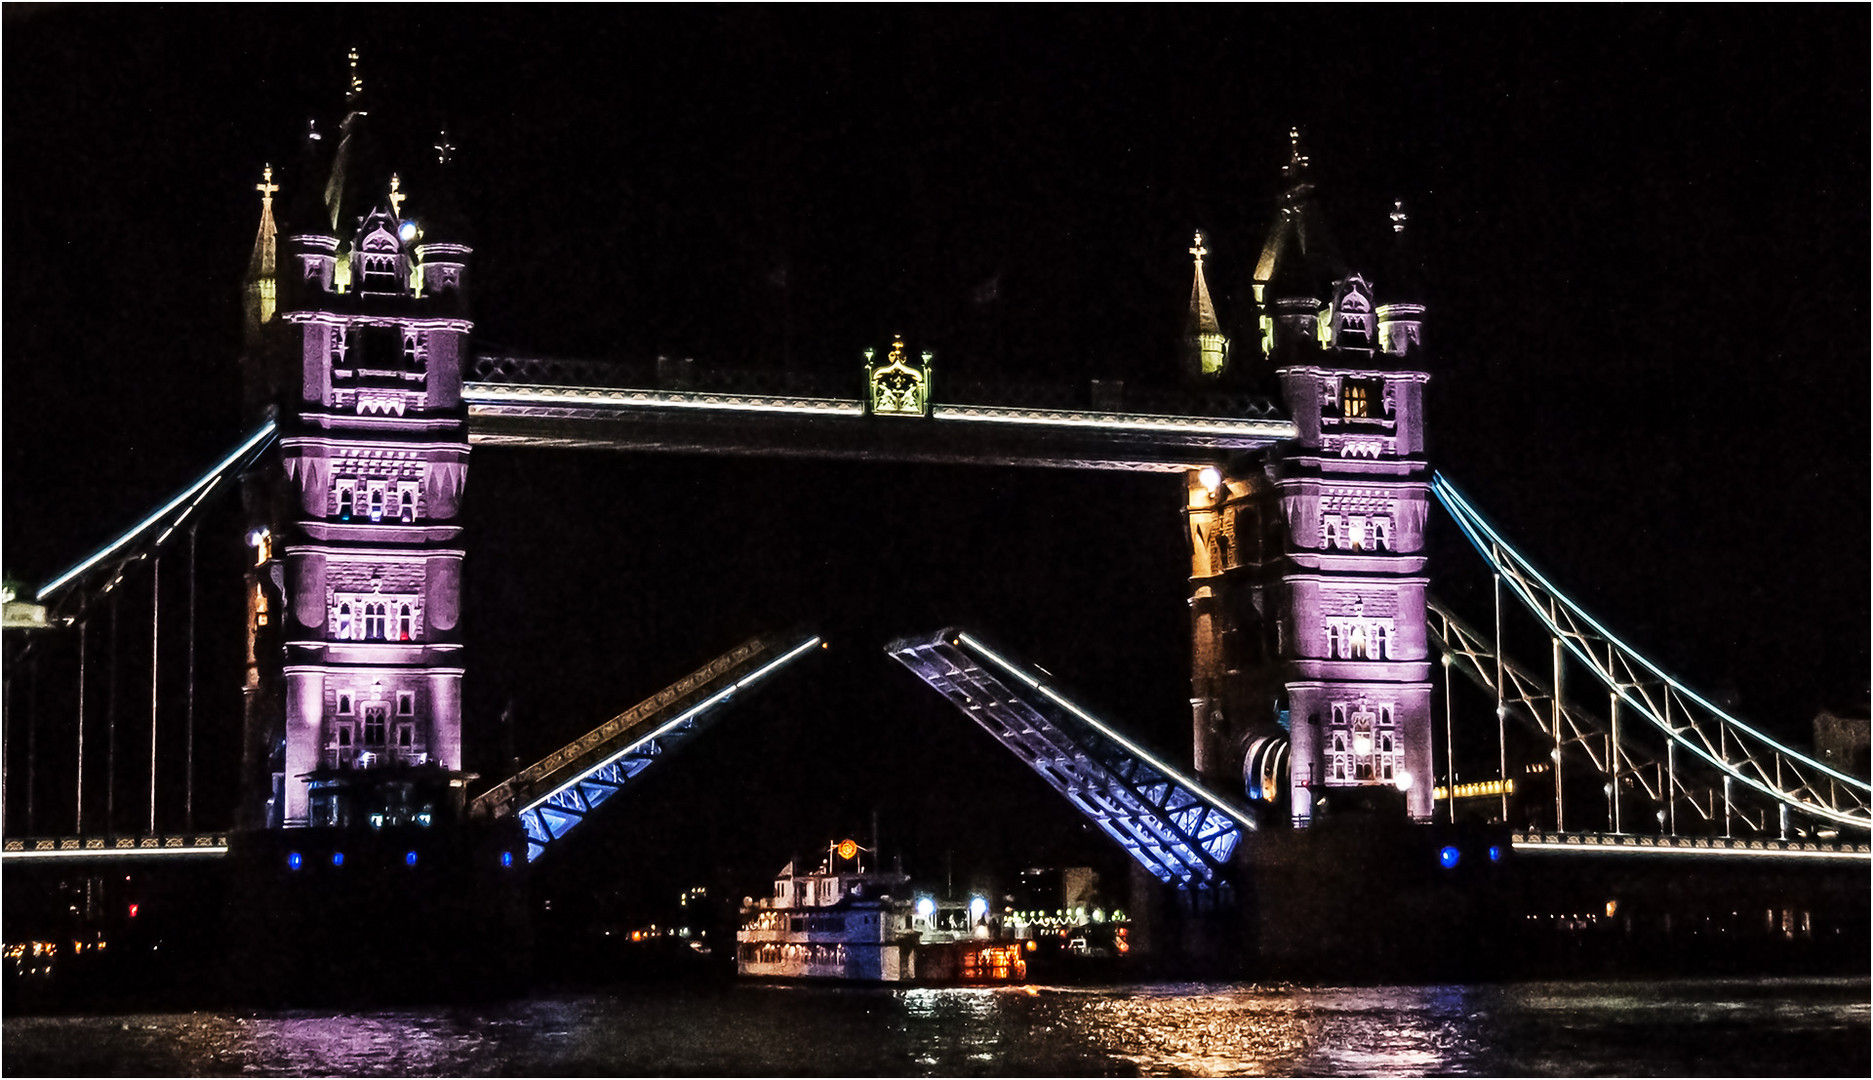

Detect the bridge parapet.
[{"left": 1511, "top": 830, "right": 1870, "bottom": 862}]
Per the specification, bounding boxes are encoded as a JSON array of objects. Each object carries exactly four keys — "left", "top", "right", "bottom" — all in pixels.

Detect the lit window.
[
  {"left": 1349, "top": 625, "right": 1367, "bottom": 659},
  {"left": 336, "top": 603, "right": 353, "bottom": 640},
  {"left": 1341, "top": 380, "right": 1375, "bottom": 418},
  {"left": 399, "top": 490, "right": 415, "bottom": 523},
  {"left": 365, "top": 603, "right": 386, "bottom": 641},
  {"left": 369, "top": 488, "right": 384, "bottom": 523},
  {"left": 337, "top": 488, "right": 354, "bottom": 521},
  {"left": 398, "top": 604, "right": 413, "bottom": 641}
]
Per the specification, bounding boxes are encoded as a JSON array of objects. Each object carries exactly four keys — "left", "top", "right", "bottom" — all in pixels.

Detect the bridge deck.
[
  {"left": 462, "top": 373, "right": 1293, "bottom": 471},
  {"left": 1512, "top": 830, "right": 1869, "bottom": 861}
]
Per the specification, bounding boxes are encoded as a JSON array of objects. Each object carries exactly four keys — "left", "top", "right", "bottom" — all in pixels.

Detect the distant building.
[{"left": 1813, "top": 706, "right": 1870, "bottom": 778}]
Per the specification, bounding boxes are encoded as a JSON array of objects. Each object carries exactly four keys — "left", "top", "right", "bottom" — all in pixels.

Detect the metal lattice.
[
  {"left": 471, "top": 633, "right": 823, "bottom": 861},
  {"left": 1433, "top": 473, "right": 1871, "bottom": 833},
  {"left": 887, "top": 630, "right": 1249, "bottom": 888}
]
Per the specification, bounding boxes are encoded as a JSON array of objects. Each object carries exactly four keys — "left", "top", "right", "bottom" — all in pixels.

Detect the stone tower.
[
  {"left": 240, "top": 55, "right": 475, "bottom": 829},
  {"left": 1185, "top": 132, "right": 1434, "bottom": 825}
]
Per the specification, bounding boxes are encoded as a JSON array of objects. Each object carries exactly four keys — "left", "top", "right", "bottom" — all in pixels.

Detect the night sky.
[{"left": 4, "top": 9, "right": 1865, "bottom": 908}]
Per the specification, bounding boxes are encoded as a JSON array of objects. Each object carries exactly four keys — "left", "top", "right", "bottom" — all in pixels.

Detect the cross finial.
[
  {"left": 388, "top": 173, "right": 406, "bottom": 217},
  {"left": 347, "top": 47, "right": 364, "bottom": 99},
  {"left": 1390, "top": 199, "right": 1408, "bottom": 234},
  {"left": 305, "top": 118, "right": 322, "bottom": 143},
  {"left": 434, "top": 129, "right": 456, "bottom": 166},
  {"left": 1189, "top": 230, "right": 1208, "bottom": 264},
  {"left": 256, "top": 164, "right": 280, "bottom": 209}
]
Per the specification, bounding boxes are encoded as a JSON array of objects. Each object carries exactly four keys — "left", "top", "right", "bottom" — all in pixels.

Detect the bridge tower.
[
  {"left": 1185, "top": 134, "right": 1434, "bottom": 825},
  {"left": 239, "top": 58, "right": 475, "bottom": 830}
]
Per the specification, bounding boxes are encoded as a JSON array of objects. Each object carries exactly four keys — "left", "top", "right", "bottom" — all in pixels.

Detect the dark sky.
[{"left": 3, "top": 8, "right": 1865, "bottom": 904}]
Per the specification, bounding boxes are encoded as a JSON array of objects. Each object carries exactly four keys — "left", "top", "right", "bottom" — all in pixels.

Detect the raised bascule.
[{"left": 5, "top": 65, "right": 1866, "bottom": 993}]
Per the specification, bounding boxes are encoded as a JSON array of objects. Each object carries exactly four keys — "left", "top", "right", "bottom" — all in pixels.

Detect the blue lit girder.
[
  {"left": 1431, "top": 473, "right": 1871, "bottom": 831},
  {"left": 887, "top": 631, "right": 1250, "bottom": 889},
  {"left": 491, "top": 634, "right": 822, "bottom": 861}
]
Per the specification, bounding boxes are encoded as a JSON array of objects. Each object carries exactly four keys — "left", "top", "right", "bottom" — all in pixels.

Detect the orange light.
[
  {"left": 836, "top": 839, "right": 858, "bottom": 861},
  {"left": 127, "top": 904, "right": 139, "bottom": 918},
  {"left": 1024, "top": 939, "right": 1036, "bottom": 952}
]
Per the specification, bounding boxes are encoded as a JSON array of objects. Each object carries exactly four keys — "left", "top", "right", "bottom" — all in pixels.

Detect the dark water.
[{"left": 5, "top": 978, "right": 1867, "bottom": 1076}]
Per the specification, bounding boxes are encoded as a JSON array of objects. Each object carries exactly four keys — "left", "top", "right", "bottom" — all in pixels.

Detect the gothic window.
[
  {"left": 363, "top": 708, "right": 387, "bottom": 746},
  {"left": 1349, "top": 624, "right": 1368, "bottom": 659},
  {"left": 369, "top": 488, "right": 385, "bottom": 523},
  {"left": 1373, "top": 625, "right": 1387, "bottom": 660},
  {"left": 1381, "top": 734, "right": 1393, "bottom": 754},
  {"left": 336, "top": 603, "right": 354, "bottom": 640},
  {"left": 1323, "top": 518, "right": 1339, "bottom": 549},
  {"left": 1374, "top": 519, "right": 1390, "bottom": 551},
  {"left": 337, "top": 693, "right": 352, "bottom": 716},
  {"left": 1333, "top": 734, "right": 1346, "bottom": 753},
  {"left": 1342, "top": 379, "right": 1377, "bottom": 418},
  {"left": 1326, "top": 624, "right": 1341, "bottom": 658},
  {"left": 329, "top": 326, "right": 347, "bottom": 363},
  {"left": 1350, "top": 518, "right": 1366, "bottom": 551},
  {"left": 402, "top": 331, "right": 420, "bottom": 367},
  {"left": 399, "top": 490, "right": 415, "bottom": 523},
  {"left": 337, "top": 487, "right": 354, "bottom": 521},
  {"left": 1380, "top": 706, "right": 1393, "bottom": 726},
  {"left": 397, "top": 604, "right": 413, "bottom": 641},
  {"left": 398, "top": 724, "right": 414, "bottom": 748},
  {"left": 337, "top": 725, "right": 352, "bottom": 748},
  {"left": 397, "top": 691, "right": 414, "bottom": 716},
  {"left": 364, "top": 603, "right": 387, "bottom": 641}
]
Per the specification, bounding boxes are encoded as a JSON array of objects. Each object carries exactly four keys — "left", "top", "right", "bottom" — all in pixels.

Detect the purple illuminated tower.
[
  {"left": 240, "top": 58, "right": 475, "bottom": 829},
  {"left": 1186, "top": 133, "right": 1433, "bottom": 825}
]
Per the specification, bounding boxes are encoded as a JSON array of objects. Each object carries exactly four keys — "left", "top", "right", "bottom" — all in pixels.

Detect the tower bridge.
[{"left": 3, "top": 76, "right": 1865, "bottom": 985}]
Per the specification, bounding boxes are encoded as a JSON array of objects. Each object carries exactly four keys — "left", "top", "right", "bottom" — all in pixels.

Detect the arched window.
[
  {"left": 338, "top": 488, "right": 354, "bottom": 521},
  {"left": 369, "top": 488, "right": 385, "bottom": 523},
  {"left": 398, "top": 604, "right": 413, "bottom": 641},
  {"left": 1350, "top": 518, "right": 1366, "bottom": 551},
  {"left": 336, "top": 603, "right": 353, "bottom": 639},
  {"left": 1324, "top": 518, "right": 1339, "bottom": 549},
  {"left": 1373, "top": 625, "right": 1387, "bottom": 660},
  {"left": 337, "top": 726, "right": 352, "bottom": 747},
  {"left": 1326, "top": 624, "right": 1341, "bottom": 658},
  {"left": 365, "top": 604, "right": 386, "bottom": 641},
  {"left": 337, "top": 693, "right": 352, "bottom": 715},
  {"left": 363, "top": 708, "right": 387, "bottom": 746},
  {"left": 399, "top": 490, "right": 415, "bottom": 523},
  {"left": 1349, "top": 625, "right": 1368, "bottom": 659},
  {"left": 1374, "top": 520, "right": 1389, "bottom": 551}
]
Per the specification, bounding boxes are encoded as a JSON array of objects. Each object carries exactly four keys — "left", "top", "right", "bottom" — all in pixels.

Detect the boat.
[{"left": 736, "top": 840, "right": 1028, "bottom": 983}]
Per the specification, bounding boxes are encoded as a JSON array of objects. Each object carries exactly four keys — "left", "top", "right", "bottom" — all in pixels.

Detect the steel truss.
[
  {"left": 36, "top": 421, "right": 279, "bottom": 613},
  {"left": 887, "top": 630, "right": 1249, "bottom": 889},
  {"left": 472, "top": 633, "right": 822, "bottom": 861},
  {"left": 1433, "top": 473, "right": 1870, "bottom": 833}
]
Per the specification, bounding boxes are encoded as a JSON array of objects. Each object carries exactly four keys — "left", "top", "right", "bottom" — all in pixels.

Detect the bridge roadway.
[
  {"left": 7, "top": 829, "right": 1865, "bottom": 864},
  {"left": 459, "top": 358, "right": 1295, "bottom": 471}
]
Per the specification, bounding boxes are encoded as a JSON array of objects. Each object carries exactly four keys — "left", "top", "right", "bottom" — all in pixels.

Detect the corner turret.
[{"left": 1184, "top": 231, "right": 1229, "bottom": 380}]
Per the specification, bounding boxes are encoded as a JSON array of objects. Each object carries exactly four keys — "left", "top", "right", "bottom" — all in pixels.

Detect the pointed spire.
[
  {"left": 388, "top": 173, "right": 406, "bottom": 218},
  {"left": 1188, "top": 230, "right": 1221, "bottom": 337},
  {"left": 247, "top": 164, "right": 279, "bottom": 280},
  {"left": 1282, "top": 126, "right": 1311, "bottom": 187},
  {"left": 1185, "top": 231, "right": 1229, "bottom": 379}
]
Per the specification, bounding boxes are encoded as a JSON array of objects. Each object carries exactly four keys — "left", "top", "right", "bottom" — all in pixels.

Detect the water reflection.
[{"left": 3, "top": 977, "right": 1865, "bottom": 1076}]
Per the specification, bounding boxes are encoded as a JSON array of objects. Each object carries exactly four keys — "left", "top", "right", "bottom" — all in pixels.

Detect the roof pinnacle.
[
  {"left": 388, "top": 173, "right": 406, "bottom": 218},
  {"left": 1390, "top": 199, "right": 1408, "bottom": 234},
  {"left": 1190, "top": 230, "right": 1208, "bottom": 264},
  {"left": 435, "top": 129, "right": 456, "bottom": 166},
  {"left": 1283, "top": 126, "right": 1311, "bottom": 183},
  {"left": 256, "top": 164, "right": 279, "bottom": 211},
  {"left": 347, "top": 47, "right": 364, "bottom": 100}
]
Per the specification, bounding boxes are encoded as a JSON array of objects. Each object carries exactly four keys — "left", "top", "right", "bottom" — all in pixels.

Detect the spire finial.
[
  {"left": 388, "top": 173, "right": 406, "bottom": 218},
  {"left": 347, "top": 47, "right": 364, "bottom": 99},
  {"left": 1190, "top": 230, "right": 1207, "bottom": 264},
  {"left": 257, "top": 164, "right": 280, "bottom": 210},
  {"left": 1390, "top": 199, "right": 1408, "bottom": 234},
  {"left": 434, "top": 129, "right": 456, "bottom": 166},
  {"left": 1284, "top": 126, "right": 1311, "bottom": 183}
]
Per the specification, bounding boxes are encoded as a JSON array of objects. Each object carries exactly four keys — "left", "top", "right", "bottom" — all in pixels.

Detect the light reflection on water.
[{"left": 3, "top": 977, "right": 1866, "bottom": 1076}]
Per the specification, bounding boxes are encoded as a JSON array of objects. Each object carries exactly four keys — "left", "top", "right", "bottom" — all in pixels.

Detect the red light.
[{"left": 127, "top": 904, "right": 139, "bottom": 918}]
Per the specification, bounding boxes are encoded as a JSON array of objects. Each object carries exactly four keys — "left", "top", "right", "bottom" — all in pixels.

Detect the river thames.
[{"left": 4, "top": 977, "right": 1866, "bottom": 1076}]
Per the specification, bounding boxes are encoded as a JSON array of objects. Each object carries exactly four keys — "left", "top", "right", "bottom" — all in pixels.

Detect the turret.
[{"left": 1184, "top": 231, "right": 1229, "bottom": 380}]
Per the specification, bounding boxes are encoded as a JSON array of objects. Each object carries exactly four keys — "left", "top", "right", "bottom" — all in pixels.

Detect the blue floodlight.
[
  {"left": 331, "top": 852, "right": 345, "bottom": 868},
  {"left": 405, "top": 851, "right": 419, "bottom": 867},
  {"left": 1487, "top": 845, "right": 1503, "bottom": 864},
  {"left": 1438, "top": 845, "right": 1461, "bottom": 869},
  {"left": 287, "top": 851, "right": 303, "bottom": 871},
  {"left": 500, "top": 851, "right": 514, "bottom": 868}
]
